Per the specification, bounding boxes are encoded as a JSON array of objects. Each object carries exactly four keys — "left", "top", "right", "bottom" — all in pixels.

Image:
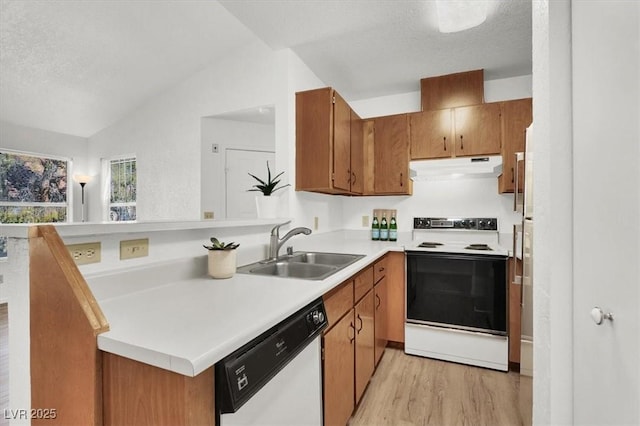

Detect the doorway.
[{"left": 225, "top": 148, "right": 275, "bottom": 219}]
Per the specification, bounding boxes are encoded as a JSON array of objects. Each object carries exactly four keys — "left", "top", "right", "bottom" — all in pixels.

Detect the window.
[
  {"left": 0, "top": 150, "right": 70, "bottom": 258},
  {"left": 107, "top": 156, "right": 136, "bottom": 221}
]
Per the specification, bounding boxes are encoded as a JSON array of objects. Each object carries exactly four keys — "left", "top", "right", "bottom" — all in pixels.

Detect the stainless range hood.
[{"left": 409, "top": 155, "right": 503, "bottom": 181}]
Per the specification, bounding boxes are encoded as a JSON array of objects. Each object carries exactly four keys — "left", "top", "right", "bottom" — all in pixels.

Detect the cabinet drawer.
[
  {"left": 374, "top": 257, "right": 388, "bottom": 283},
  {"left": 323, "top": 281, "right": 354, "bottom": 329},
  {"left": 354, "top": 267, "right": 374, "bottom": 303}
]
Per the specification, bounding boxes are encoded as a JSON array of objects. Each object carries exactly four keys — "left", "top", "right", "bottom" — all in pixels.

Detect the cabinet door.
[
  {"left": 499, "top": 98, "right": 532, "bottom": 193},
  {"left": 332, "top": 91, "right": 352, "bottom": 192},
  {"left": 385, "top": 251, "right": 405, "bottom": 343},
  {"left": 509, "top": 257, "right": 523, "bottom": 364},
  {"left": 409, "top": 109, "right": 453, "bottom": 160},
  {"left": 374, "top": 277, "right": 388, "bottom": 366},
  {"left": 420, "top": 69, "right": 484, "bottom": 110},
  {"left": 350, "top": 109, "right": 364, "bottom": 194},
  {"left": 453, "top": 103, "right": 502, "bottom": 157},
  {"left": 354, "top": 290, "right": 375, "bottom": 404},
  {"left": 373, "top": 114, "right": 411, "bottom": 194},
  {"left": 323, "top": 309, "right": 355, "bottom": 426},
  {"left": 296, "top": 88, "right": 334, "bottom": 192}
]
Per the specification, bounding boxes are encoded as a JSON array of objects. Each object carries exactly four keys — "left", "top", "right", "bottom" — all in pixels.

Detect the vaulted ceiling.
[{"left": 0, "top": 0, "right": 531, "bottom": 138}]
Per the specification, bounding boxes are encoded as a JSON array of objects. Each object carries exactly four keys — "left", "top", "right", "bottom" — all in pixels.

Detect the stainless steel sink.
[
  {"left": 237, "top": 251, "right": 365, "bottom": 280},
  {"left": 287, "top": 252, "right": 363, "bottom": 267}
]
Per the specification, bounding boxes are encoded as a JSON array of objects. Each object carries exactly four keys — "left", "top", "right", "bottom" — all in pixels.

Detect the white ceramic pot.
[
  {"left": 207, "top": 250, "right": 237, "bottom": 279},
  {"left": 255, "top": 194, "right": 279, "bottom": 219}
]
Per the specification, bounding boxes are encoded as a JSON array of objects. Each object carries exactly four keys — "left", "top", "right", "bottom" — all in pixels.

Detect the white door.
[
  {"left": 572, "top": 2, "right": 639, "bottom": 424},
  {"left": 225, "top": 149, "right": 275, "bottom": 219}
]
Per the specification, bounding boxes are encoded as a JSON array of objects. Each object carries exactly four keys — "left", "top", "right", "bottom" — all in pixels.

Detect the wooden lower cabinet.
[
  {"left": 355, "top": 290, "right": 375, "bottom": 403},
  {"left": 385, "top": 251, "right": 406, "bottom": 343},
  {"left": 102, "top": 353, "right": 214, "bottom": 426},
  {"left": 323, "top": 309, "right": 356, "bottom": 426},
  {"left": 374, "top": 276, "right": 388, "bottom": 365},
  {"left": 508, "top": 256, "right": 523, "bottom": 365},
  {"left": 322, "top": 255, "right": 398, "bottom": 426}
]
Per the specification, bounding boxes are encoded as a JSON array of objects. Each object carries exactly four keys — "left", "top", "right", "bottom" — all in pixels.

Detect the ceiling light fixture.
[{"left": 436, "top": 0, "right": 488, "bottom": 33}]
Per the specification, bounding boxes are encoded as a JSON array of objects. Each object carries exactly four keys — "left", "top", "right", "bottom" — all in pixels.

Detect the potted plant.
[
  {"left": 203, "top": 237, "right": 240, "bottom": 279},
  {"left": 248, "top": 161, "right": 290, "bottom": 218}
]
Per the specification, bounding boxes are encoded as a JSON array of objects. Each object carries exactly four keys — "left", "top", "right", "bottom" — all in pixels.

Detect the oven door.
[{"left": 406, "top": 251, "right": 507, "bottom": 335}]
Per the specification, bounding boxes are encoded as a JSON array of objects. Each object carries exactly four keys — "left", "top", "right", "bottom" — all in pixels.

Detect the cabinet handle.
[
  {"left": 379, "top": 267, "right": 385, "bottom": 273},
  {"left": 460, "top": 135, "right": 464, "bottom": 150},
  {"left": 348, "top": 321, "right": 356, "bottom": 343},
  {"left": 352, "top": 172, "right": 357, "bottom": 185},
  {"left": 443, "top": 136, "right": 447, "bottom": 151},
  {"left": 375, "top": 294, "right": 381, "bottom": 309},
  {"left": 511, "top": 167, "right": 515, "bottom": 183},
  {"left": 347, "top": 169, "right": 351, "bottom": 184},
  {"left": 356, "top": 314, "right": 363, "bottom": 333},
  {"left": 400, "top": 172, "right": 403, "bottom": 187}
]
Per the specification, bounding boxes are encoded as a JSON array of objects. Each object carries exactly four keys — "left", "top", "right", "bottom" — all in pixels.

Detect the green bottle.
[
  {"left": 389, "top": 215, "right": 397, "bottom": 241},
  {"left": 380, "top": 214, "right": 389, "bottom": 241},
  {"left": 371, "top": 215, "right": 380, "bottom": 241}
]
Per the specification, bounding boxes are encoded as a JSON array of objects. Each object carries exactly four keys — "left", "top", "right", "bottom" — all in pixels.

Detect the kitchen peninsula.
[{"left": 5, "top": 220, "right": 410, "bottom": 425}]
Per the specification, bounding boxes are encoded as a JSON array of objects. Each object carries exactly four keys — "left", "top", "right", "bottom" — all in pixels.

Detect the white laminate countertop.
[{"left": 90, "top": 231, "right": 408, "bottom": 377}]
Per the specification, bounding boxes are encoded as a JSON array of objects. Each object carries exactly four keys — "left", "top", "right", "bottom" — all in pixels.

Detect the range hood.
[{"left": 409, "top": 155, "right": 503, "bottom": 181}]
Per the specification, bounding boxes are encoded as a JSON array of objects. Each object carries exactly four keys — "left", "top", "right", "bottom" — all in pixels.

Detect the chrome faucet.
[{"left": 269, "top": 220, "right": 312, "bottom": 260}]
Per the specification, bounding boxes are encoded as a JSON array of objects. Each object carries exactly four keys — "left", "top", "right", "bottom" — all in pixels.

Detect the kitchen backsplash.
[{"left": 341, "top": 178, "right": 522, "bottom": 234}]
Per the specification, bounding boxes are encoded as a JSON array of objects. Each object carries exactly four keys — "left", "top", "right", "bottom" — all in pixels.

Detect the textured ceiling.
[
  {"left": 0, "top": 0, "right": 256, "bottom": 137},
  {"left": 219, "top": 0, "right": 532, "bottom": 100},
  {"left": 0, "top": 0, "right": 532, "bottom": 138}
]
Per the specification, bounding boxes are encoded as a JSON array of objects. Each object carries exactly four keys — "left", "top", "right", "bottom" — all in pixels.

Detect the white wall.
[
  {"left": 87, "top": 39, "right": 278, "bottom": 222},
  {"left": 0, "top": 121, "right": 89, "bottom": 222},
  {"left": 200, "top": 118, "right": 275, "bottom": 219},
  {"left": 532, "top": 1, "right": 574, "bottom": 424},
  {"left": 342, "top": 75, "right": 532, "bottom": 236}
]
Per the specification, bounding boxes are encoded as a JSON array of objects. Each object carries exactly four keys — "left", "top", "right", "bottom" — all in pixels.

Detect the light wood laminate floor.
[{"left": 350, "top": 348, "right": 532, "bottom": 426}]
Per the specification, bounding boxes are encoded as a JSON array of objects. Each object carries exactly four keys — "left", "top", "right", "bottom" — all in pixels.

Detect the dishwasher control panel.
[{"left": 215, "top": 298, "right": 327, "bottom": 414}]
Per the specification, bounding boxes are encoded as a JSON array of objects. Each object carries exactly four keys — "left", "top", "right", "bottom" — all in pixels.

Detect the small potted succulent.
[
  {"left": 248, "top": 161, "right": 290, "bottom": 218},
  {"left": 203, "top": 237, "right": 240, "bottom": 279}
]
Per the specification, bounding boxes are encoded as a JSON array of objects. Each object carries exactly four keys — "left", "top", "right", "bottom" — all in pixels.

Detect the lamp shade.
[{"left": 73, "top": 174, "right": 93, "bottom": 185}]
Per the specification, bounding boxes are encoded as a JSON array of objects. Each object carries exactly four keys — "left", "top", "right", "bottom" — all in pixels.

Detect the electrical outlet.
[
  {"left": 314, "top": 216, "right": 319, "bottom": 230},
  {"left": 120, "top": 238, "right": 149, "bottom": 260},
  {"left": 204, "top": 211, "right": 214, "bottom": 219},
  {"left": 212, "top": 144, "right": 219, "bottom": 153},
  {"left": 362, "top": 215, "right": 369, "bottom": 227},
  {"left": 67, "top": 242, "right": 102, "bottom": 265}
]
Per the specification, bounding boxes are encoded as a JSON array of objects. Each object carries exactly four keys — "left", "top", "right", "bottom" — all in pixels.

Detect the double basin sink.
[{"left": 237, "top": 251, "right": 365, "bottom": 280}]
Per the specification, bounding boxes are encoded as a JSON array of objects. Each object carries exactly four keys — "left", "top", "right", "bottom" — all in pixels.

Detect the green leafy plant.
[
  {"left": 248, "top": 161, "right": 290, "bottom": 196},
  {"left": 203, "top": 237, "right": 239, "bottom": 251}
]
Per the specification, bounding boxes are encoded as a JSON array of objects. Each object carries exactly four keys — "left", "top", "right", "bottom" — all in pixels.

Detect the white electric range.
[{"left": 405, "top": 217, "right": 509, "bottom": 371}]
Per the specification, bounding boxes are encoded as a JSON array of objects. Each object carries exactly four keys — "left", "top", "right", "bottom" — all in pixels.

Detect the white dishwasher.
[{"left": 215, "top": 298, "right": 327, "bottom": 426}]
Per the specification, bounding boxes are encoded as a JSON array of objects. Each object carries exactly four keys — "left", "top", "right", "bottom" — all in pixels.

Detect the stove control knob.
[
  {"left": 469, "top": 220, "right": 476, "bottom": 229},
  {"left": 425, "top": 219, "right": 431, "bottom": 228}
]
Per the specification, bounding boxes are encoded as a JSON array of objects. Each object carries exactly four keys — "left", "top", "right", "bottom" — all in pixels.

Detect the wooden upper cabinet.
[
  {"left": 409, "top": 109, "right": 454, "bottom": 160},
  {"left": 332, "top": 91, "right": 352, "bottom": 192},
  {"left": 421, "top": 69, "right": 484, "bottom": 111},
  {"left": 296, "top": 87, "right": 362, "bottom": 195},
  {"left": 499, "top": 98, "right": 532, "bottom": 193},
  {"left": 350, "top": 109, "right": 365, "bottom": 194},
  {"left": 372, "top": 114, "right": 412, "bottom": 195},
  {"left": 453, "top": 102, "right": 502, "bottom": 157}
]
